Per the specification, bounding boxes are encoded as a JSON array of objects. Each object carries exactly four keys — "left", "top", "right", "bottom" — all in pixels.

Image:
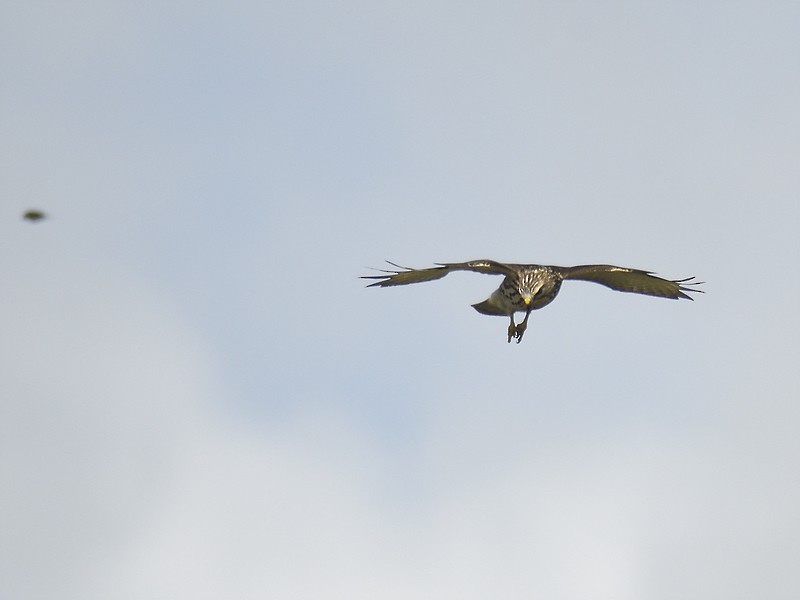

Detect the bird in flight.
[{"left": 363, "top": 260, "right": 703, "bottom": 343}]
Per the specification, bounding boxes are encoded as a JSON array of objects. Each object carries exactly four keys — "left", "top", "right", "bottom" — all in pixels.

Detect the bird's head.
[
  {"left": 517, "top": 282, "right": 542, "bottom": 306},
  {"left": 517, "top": 271, "right": 556, "bottom": 308}
]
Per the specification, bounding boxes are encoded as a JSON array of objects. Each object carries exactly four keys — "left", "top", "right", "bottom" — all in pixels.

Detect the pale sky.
[{"left": 2, "top": 2, "right": 799, "bottom": 599}]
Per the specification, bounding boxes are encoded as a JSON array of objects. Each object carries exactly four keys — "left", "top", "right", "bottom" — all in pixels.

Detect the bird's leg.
[
  {"left": 513, "top": 310, "right": 532, "bottom": 344},
  {"left": 507, "top": 314, "right": 517, "bottom": 343}
]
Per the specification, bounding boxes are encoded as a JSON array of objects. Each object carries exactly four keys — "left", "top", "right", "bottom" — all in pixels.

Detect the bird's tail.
[{"left": 471, "top": 300, "right": 508, "bottom": 316}]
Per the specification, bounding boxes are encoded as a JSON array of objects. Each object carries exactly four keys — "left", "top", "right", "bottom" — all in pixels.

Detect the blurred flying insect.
[{"left": 23, "top": 210, "right": 46, "bottom": 222}]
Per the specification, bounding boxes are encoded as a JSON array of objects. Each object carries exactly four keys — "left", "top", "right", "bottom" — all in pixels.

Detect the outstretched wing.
[
  {"left": 362, "top": 260, "right": 515, "bottom": 288},
  {"left": 555, "top": 264, "right": 703, "bottom": 300}
]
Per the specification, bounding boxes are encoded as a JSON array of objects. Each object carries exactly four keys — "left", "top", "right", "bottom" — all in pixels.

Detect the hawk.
[{"left": 363, "top": 260, "right": 703, "bottom": 343}]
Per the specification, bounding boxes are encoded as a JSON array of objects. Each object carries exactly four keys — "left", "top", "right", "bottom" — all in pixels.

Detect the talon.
[
  {"left": 514, "top": 311, "right": 531, "bottom": 344},
  {"left": 507, "top": 317, "right": 517, "bottom": 343}
]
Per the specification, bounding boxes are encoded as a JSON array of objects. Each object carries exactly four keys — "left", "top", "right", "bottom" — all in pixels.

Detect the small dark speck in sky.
[{"left": 23, "top": 210, "right": 46, "bottom": 222}]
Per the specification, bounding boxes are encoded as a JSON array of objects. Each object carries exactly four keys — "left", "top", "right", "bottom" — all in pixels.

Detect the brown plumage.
[{"left": 363, "top": 260, "right": 703, "bottom": 343}]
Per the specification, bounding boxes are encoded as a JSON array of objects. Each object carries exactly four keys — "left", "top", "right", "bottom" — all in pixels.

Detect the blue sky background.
[{"left": 2, "top": 2, "right": 799, "bottom": 598}]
